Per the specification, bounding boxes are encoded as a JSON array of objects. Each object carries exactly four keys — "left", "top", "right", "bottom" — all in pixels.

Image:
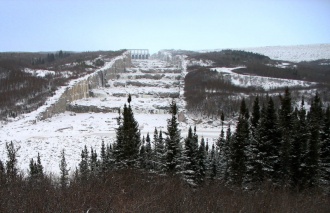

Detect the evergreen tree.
[
  {"left": 217, "top": 124, "right": 229, "bottom": 179},
  {"left": 154, "top": 129, "right": 165, "bottom": 172},
  {"left": 279, "top": 87, "right": 294, "bottom": 184},
  {"left": 90, "top": 147, "right": 99, "bottom": 177},
  {"left": 210, "top": 143, "right": 217, "bottom": 180},
  {"left": 29, "top": 153, "right": 43, "bottom": 181},
  {"left": 182, "top": 126, "right": 199, "bottom": 184},
  {"left": 139, "top": 136, "right": 146, "bottom": 169},
  {"left": 257, "top": 97, "right": 281, "bottom": 183},
  {"left": 320, "top": 105, "right": 330, "bottom": 189},
  {"left": 165, "top": 100, "right": 182, "bottom": 173},
  {"left": 59, "top": 149, "right": 69, "bottom": 189},
  {"left": 5, "top": 141, "right": 19, "bottom": 181},
  {"left": 100, "top": 140, "right": 107, "bottom": 174},
  {"left": 246, "top": 96, "right": 261, "bottom": 185},
  {"left": 114, "top": 103, "right": 141, "bottom": 167},
  {"left": 197, "top": 137, "right": 207, "bottom": 183},
  {"left": 290, "top": 99, "right": 308, "bottom": 188},
  {"left": 0, "top": 160, "right": 5, "bottom": 185},
  {"left": 230, "top": 99, "right": 249, "bottom": 186},
  {"left": 79, "top": 145, "right": 90, "bottom": 181},
  {"left": 145, "top": 132, "right": 153, "bottom": 169},
  {"left": 306, "top": 93, "right": 323, "bottom": 187}
]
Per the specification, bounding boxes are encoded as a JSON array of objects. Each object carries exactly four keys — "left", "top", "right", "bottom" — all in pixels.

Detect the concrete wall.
[{"left": 39, "top": 52, "right": 132, "bottom": 120}]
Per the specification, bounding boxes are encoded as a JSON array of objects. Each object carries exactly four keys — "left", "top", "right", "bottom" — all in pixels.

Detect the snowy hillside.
[
  {"left": 0, "top": 59, "right": 225, "bottom": 175},
  {"left": 202, "top": 44, "right": 330, "bottom": 62}
]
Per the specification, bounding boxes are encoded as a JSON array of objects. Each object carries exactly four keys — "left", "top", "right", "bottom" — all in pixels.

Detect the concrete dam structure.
[
  {"left": 39, "top": 52, "right": 132, "bottom": 120},
  {"left": 129, "top": 49, "right": 150, "bottom": 59}
]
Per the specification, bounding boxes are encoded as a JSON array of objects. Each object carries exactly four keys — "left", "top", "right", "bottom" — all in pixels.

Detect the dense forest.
[
  {"left": 183, "top": 50, "right": 330, "bottom": 118},
  {"left": 0, "top": 90, "right": 329, "bottom": 212},
  {"left": 0, "top": 50, "right": 125, "bottom": 119}
]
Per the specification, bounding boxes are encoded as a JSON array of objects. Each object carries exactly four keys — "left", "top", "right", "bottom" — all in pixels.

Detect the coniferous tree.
[
  {"left": 320, "top": 105, "right": 330, "bottom": 189},
  {"left": 182, "top": 126, "right": 199, "bottom": 184},
  {"left": 279, "top": 87, "right": 294, "bottom": 184},
  {"left": 29, "top": 153, "right": 43, "bottom": 181},
  {"left": 290, "top": 99, "right": 308, "bottom": 188},
  {"left": 257, "top": 97, "right": 281, "bottom": 183},
  {"left": 90, "top": 147, "right": 99, "bottom": 177},
  {"left": 230, "top": 99, "right": 249, "bottom": 186},
  {"left": 105, "top": 144, "right": 114, "bottom": 171},
  {"left": 246, "top": 96, "right": 261, "bottom": 185},
  {"left": 165, "top": 99, "right": 182, "bottom": 173},
  {"left": 145, "top": 133, "right": 153, "bottom": 170},
  {"left": 79, "top": 145, "right": 90, "bottom": 182},
  {"left": 0, "top": 160, "right": 5, "bottom": 185},
  {"left": 306, "top": 93, "right": 323, "bottom": 187},
  {"left": 100, "top": 140, "right": 107, "bottom": 174},
  {"left": 197, "top": 137, "right": 207, "bottom": 183},
  {"left": 59, "top": 149, "right": 69, "bottom": 189},
  {"left": 114, "top": 102, "right": 141, "bottom": 167},
  {"left": 154, "top": 129, "right": 165, "bottom": 172},
  {"left": 139, "top": 136, "right": 146, "bottom": 169},
  {"left": 5, "top": 141, "right": 19, "bottom": 182},
  {"left": 217, "top": 124, "right": 229, "bottom": 179},
  {"left": 210, "top": 143, "right": 217, "bottom": 180}
]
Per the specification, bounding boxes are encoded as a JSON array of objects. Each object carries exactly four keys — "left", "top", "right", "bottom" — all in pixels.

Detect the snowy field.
[
  {"left": 212, "top": 67, "right": 316, "bottom": 90},
  {"left": 0, "top": 58, "right": 224, "bottom": 175},
  {"left": 200, "top": 44, "right": 330, "bottom": 62}
]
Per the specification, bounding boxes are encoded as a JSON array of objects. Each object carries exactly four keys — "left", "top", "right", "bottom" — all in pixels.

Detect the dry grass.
[{"left": 0, "top": 170, "right": 329, "bottom": 212}]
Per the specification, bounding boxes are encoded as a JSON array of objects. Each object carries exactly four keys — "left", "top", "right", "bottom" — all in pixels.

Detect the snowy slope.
[
  {"left": 0, "top": 58, "right": 223, "bottom": 175},
  {"left": 200, "top": 44, "right": 330, "bottom": 62},
  {"left": 212, "top": 67, "right": 316, "bottom": 90}
]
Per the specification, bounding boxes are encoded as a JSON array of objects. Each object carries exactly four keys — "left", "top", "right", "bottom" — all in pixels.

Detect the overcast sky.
[{"left": 1, "top": 0, "right": 329, "bottom": 53}]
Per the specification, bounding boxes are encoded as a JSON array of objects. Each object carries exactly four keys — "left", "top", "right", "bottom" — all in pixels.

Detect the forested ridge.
[
  {"left": 0, "top": 90, "right": 329, "bottom": 212},
  {"left": 183, "top": 50, "right": 330, "bottom": 118},
  {"left": 0, "top": 50, "right": 125, "bottom": 119}
]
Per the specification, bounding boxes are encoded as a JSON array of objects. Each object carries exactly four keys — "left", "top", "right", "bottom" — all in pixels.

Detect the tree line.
[{"left": 0, "top": 90, "right": 329, "bottom": 211}]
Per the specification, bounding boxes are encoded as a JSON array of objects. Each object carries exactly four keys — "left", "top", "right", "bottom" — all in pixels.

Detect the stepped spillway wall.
[{"left": 39, "top": 52, "right": 132, "bottom": 120}]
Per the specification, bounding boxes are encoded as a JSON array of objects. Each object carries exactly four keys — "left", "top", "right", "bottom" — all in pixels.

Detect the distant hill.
[{"left": 200, "top": 44, "right": 330, "bottom": 62}]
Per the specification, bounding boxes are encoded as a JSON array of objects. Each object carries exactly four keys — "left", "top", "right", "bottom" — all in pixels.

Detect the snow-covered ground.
[
  {"left": 0, "top": 58, "right": 224, "bottom": 175},
  {"left": 212, "top": 67, "right": 316, "bottom": 90},
  {"left": 200, "top": 44, "right": 330, "bottom": 62}
]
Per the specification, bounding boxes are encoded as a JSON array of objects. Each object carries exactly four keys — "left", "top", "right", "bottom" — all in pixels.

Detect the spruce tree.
[
  {"left": 5, "top": 141, "right": 19, "bottom": 182},
  {"left": 154, "top": 129, "right": 165, "bottom": 172},
  {"left": 59, "top": 149, "right": 69, "bottom": 189},
  {"left": 257, "top": 97, "right": 281, "bottom": 183},
  {"left": 165, "top": 99, "right": 182, "bottom": 173},
  {"left": 79, "top": 145, "right": 90, "bottom": 182},
  {"left": 182, "top": 126, "right": 199, "bottom": 184},
  {"left": 100, "top": 140, "right": 107, "bottom": 174},
  {"left": 306, "top": 93, "right": 323, "bottom": 187},
  {"left": 290, "top": 99, "right": 308, "bottom": 188},
  {"left": 246, "top": 96, "right": 261, "bottom": 185},
  {"left": 0, "top": 160, "right": 5, "bottom": 185},
  {"left": 197, "top": 137, "right": 207, "bottom": 184},
  {"left": 230, "top": 99, "right": 249, "bottom": 186},
  {"left": 320, "top": 105, "right": 330, "bottom": 189},
  {"left": 145, "top": 133, "right": 153, "bottom": 170},
  {"left": 279, "top": 87, "right": 294, "bottom": 184},
  {"left": 217, "top": 124, "right": 229, "bottom": 179},
  {"left": 139, "top": 136, "right": 146, "bottom": 169},
  {"left": 90, "top": 147, "right": 99, "bottom": 177},
  {"left": 210, "top": 143, "right": 217, "bottom": 180},
  {"left": 29, "top": 153, "right": 43, "bottom": 181}
]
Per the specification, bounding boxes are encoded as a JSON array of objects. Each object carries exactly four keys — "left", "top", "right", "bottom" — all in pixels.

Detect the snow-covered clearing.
[
  {"left": 200, "top": 44, "right": 330, "bottom": 62},
  {"left": 0, "top": 58, "right": 223, "bottom": 175},
  {"left": 212, "top": 67, "right": 316, "bottom": 90}
]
